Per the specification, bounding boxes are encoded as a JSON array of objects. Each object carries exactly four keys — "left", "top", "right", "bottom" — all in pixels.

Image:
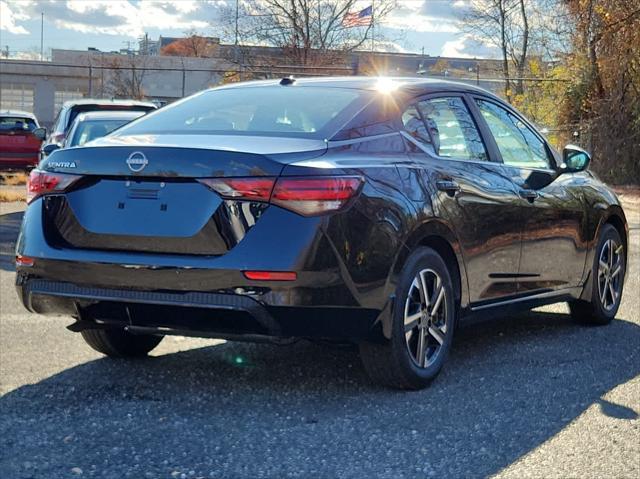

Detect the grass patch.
[
  {"left": 0, "top": 189, "right": 26, "bottom": 202},
  {"left": 0, "top": 172, "right": 29, "bottom": 186}
]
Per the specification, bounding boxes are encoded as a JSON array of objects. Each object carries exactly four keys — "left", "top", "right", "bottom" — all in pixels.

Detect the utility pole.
[
  {"left": 235, "top": 0, "right": 239, "bottom": 46},
  {"left": 100, "top": 52, "right": 105, "bottom": 98},
  {"left": 40, "top": 12, "right": 44, "bottom": 61},
  {"left": 88, "top": 62, "right": 93, "bottom": 97}
]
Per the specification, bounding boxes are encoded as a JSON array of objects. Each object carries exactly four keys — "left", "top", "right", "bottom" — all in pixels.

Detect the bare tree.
[
  {"left": 462, "top": 0, "right": 535, "bottom": 100},
  {"left": 104, "top": 55, "right": 148, "bottom": 99},
  {"left": 218, "top": 0, "right": 396, "bottom": 67}
]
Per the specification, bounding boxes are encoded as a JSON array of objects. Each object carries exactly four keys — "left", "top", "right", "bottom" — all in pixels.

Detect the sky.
[{"left": 0, "top": 0, "right": 496, "bottom": 59}]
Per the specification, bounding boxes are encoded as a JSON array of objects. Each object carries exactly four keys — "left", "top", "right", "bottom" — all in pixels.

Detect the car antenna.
[{"left": 280, "top": 76, "right": 296, "bottom": 86}]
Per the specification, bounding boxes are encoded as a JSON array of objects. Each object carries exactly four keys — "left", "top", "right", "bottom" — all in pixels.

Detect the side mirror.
[
  {"left": 42, "top": 143, "right": 61, "bottom": 156},
  {"left": 32, "top": 127, "right": 47, "bottom": 141},
  {"left": 561, "top": 145, "right": 591, "bottom": 173}
]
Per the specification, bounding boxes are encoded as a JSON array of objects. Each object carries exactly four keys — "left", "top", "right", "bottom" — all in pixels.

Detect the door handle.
[
  {"left": 519, "top": 189, "right": 539, "bottom": 202},
  {"left": 436, "top": 180, "right": 460, "bottom": 197}
]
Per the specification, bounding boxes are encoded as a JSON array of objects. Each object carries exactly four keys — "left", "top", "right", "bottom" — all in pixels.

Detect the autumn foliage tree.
[
  {"left": 559, "top": 0, "right": 640, "bottom": 183},
  {"left": 161, "top": 33, "right": 217, "bottom": 57}
]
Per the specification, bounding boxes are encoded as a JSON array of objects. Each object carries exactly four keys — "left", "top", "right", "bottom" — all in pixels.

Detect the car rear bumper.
[
  {"left": 16, "top": 277, "right": 382, "bottom": 341},
  {"left": 16, "top": 197, "right": 400, "bottom": 341}
]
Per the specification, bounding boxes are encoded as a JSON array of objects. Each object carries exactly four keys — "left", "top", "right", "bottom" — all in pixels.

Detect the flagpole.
[{"left": 371, "top": 1, "right": 374, "bottom": 52}]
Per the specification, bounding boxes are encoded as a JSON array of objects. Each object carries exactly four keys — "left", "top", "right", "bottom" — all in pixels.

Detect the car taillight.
[
  {"left": 27, "top": 169, "right": 81, "bottom": 204},
  {"left": 198, "top": 177, "right": 275, "bottom": 201},
  {"left": 271, "top": 176, "right": 363, "bottom": 216},
  {"left": 16, "top": 254, "right": 35, "bottom": 267},
  {"left": 198, "top": 176, "right": 363, "bottom": 216}
]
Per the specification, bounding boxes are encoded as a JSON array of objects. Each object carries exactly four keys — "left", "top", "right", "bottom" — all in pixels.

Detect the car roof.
[
  {"left": 62, "top": 99, "right": 157, "bottom": 109},
  {"left": 1, "top": 110, "right": 37, "bottom": 120},
  {"left": 73, "top": 110, "right": 147, "bottom": 122},
  {"left": 214, "top": 76, "right": 501, "bottom": 100}
]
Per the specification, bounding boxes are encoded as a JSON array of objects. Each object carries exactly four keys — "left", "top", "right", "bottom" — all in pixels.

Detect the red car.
[{"left": 0, "top": 111, "right": 43, "bottom": 168}]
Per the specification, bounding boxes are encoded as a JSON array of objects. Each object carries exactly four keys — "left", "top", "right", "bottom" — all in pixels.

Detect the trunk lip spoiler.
[{"left": 89, "top": 134, "right": 330, "bottom": 156}]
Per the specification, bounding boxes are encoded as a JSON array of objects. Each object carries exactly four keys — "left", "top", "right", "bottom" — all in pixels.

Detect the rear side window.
[
  {"left": 116, "top": 86, "right": 364, "bottom": 139},
  {"left": 476, "top": 99, "right": 551, "bottom": 169},
  {"left": 402, "top": 105, "right": 437, "bottom": 154},
  {"left": 0, "top": 117, "right": 36, "bottom": 133},
  {"left": 402, "top": 97, "right": 487, "bottom": 161}
]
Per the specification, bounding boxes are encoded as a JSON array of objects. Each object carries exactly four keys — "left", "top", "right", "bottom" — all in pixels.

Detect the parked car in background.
[
  {"left": 47, "top": 110, "right": 146, "bottom": 153},
  {"left": 17, "top": 77, "right": 628, "bottom": 390},
  {"left": 0, "top": 111, "right": 43, "bottom": 169},
  {"left": 39, "top": 99, "right": 156, "bottom": 158}
]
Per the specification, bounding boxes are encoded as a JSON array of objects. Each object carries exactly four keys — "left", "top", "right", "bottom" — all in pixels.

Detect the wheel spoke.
[
  {"left": 599, "top": 260, "right": 608, "bottom": 274},
  {"left": 416, "top": 328, "right": 427, "bottom": 367},
  {"left": 599, "top": 277, "right": 608, "bottom": 303},
  {"left": 428, "top": 326, "right": 445, "bottom": 345},
  {"left": 431, "top": 285, "right": 445, "bottom": 316},
  {"left": 608, "top": 281, "right": 617, "bottom": 305},
  {"left": 418, "top": 271, "right": 430, "bottom": 308},
  {"left": 404, "top": 311, "right": 422, "bottom": 332},
  {"left": 611, "top": 264, "right": 622, "bottom": 279},
  {"left": 607, "top": 240, "right": 614, "bottom": 269}
]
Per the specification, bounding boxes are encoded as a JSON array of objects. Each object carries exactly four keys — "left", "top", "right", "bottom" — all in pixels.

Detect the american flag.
[{"left": 342, "top": 5, "right": 373, "bottom": 27}]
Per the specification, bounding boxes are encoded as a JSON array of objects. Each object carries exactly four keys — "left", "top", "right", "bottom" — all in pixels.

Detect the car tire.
[
  {"left": 80, "top": 328, "right": 163, "bottom": 357},
  {"left": 359, "top": 247, "right": 456, "bottom": 390},
  {"left": 569, "top": 224, "right": 625, "bottom": 325}
]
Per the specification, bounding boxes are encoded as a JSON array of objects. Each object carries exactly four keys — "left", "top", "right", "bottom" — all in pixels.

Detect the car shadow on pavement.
[
  {"left": 0, "top": 211, "right": 22, "bottom": 272},
  {"left": 1, "top": 310, "right": 639, "bottom": 478}
]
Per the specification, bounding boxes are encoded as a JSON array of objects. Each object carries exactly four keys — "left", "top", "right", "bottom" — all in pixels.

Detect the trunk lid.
[{"left": 41, "top": 134, "right": 327, "bottom": 256}]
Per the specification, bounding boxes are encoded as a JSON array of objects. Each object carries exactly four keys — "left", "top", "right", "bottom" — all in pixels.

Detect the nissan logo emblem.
[{"left": 126, "top": 151, "right": 148, "bottom": 173}]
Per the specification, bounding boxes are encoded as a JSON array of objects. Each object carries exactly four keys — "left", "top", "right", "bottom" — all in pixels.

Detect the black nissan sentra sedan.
[{"left": 16, "top": 77, "right": 628, "bottom": 389}]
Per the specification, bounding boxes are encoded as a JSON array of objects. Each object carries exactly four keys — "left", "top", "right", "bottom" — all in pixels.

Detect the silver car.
[{"left": 64, "top": 110, "right": 147, "bottom": 149}]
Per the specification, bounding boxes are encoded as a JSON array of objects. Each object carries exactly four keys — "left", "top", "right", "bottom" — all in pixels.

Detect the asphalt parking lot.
[{"left": 1, "top": 196, "right": 638, "bottom": 479}]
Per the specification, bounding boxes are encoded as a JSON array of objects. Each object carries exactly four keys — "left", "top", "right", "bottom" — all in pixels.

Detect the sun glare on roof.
[{"left": 376, "top": 77, "right": 398, "bottom": 94}]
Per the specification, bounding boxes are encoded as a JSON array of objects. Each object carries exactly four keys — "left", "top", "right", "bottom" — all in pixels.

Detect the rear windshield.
[
  {"left": 69, "top": 119, "right": 133, "bottom": 147},
  {"left": 115, "top": 86, "right": 366, "bottom": 139},
  {"left": 0, "top": 117, "right": 37, "bottom": 133},
  {"left": 66, "top": 105, "right": 154, "bottom": 132}
]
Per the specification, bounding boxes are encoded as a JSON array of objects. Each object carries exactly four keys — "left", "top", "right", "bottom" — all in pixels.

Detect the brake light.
[
  {"left": 198, "top": 176, "right": 362, "bottom": 216},
  {"left": 198, "top": 178, "right": 275, "bottom": 201},
  {"left": 271, "top": 176, "right": 363, "bottom": 216},
  {"left": 27, "top": 169, "right": 81, "bottom": 203},
  {"left": 16, "top": 254, "right": 35, "bottom": 267},
  {"left": 243, "top": 271, "right": 297, "bottom": 281}
]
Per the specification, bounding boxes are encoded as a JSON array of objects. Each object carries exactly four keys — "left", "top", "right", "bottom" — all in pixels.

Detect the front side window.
[
  {"left": 402, "top": 97, "right": 487, "bottom": 161},
  {"left": 476, "top": 99, "right": 551, "bottom": 169}
]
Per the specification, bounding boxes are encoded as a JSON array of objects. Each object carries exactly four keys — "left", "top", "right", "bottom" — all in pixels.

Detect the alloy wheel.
[
  {"left": 597, "top": 238, "right": 623, "bottom": 311},
  {"left": 403, "top": 268, "right": 449, "bottom": 368}
]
